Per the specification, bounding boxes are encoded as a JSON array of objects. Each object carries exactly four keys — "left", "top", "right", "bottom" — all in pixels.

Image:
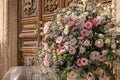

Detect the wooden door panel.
[
  {"left": 19, "top": 0, "right": 39, "bottom": 65},
  {"left": 18, "top": 0, "right": 112, "bottom": 65},
  {"left": 21, "top": 0, "right": 37, "bottom": 18}
]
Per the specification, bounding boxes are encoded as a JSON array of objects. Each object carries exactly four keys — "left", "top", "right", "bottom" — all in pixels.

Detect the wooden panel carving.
[
  {"left": 22, "top": 0, "right": 37, "bottom": 18},
  {"left": 42, "top": 0, "right": 59, "bottom": 15},
  {"left": 23, "top": 55, "right": 35, "bottom": 66}
]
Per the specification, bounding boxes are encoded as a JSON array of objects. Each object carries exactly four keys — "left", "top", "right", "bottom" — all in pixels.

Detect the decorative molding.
[
  {"left": 22, "top": 0, "right": 37, "bottom": 18},
  {"left": 45, "top": 0, "right": 58, "bottom": 12}
]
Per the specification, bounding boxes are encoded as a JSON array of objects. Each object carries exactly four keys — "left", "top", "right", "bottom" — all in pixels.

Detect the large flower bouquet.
[{"left": 39, "top": 1, "right": 120, "bottom": 80}]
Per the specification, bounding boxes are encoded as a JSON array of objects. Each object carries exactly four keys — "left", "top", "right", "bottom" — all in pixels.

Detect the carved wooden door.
[{"left": 18, "top": 0, "right": 111, "bottom": 66}]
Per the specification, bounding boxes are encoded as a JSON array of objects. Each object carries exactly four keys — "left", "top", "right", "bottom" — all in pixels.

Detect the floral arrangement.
[{"left": 38, "top": 0, "right": 120, "bottom": 80}]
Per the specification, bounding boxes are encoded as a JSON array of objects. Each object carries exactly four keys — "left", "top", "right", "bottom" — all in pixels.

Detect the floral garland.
[{"left": 39, "top": 1, "right": 120, "bottom": 80}]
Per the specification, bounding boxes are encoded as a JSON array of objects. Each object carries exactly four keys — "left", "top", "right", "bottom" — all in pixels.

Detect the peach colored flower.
[
  {"left": 95, "top": 39, "right": 104, "bottom": 48},
  {"left": 71, "top": 15, "right": 78, "bottom": 21},
  {"left": 69, "top": 46, "right": 76, "bottom": 55},
  {"left": 85, "top": 22, "right": 93, "bottom": 29},
  {"left": 68, "top": 70, "right": 78, "bottom": 79},
  {"left": 92, "top": 18, "right": 99, "bottom": 26},
  {"left": 80, "top": 29, "right": 90, "bottom": 37},
  {"left": 98, "top": 55, "right": 106, "bottom": 62},
  {"left": 70, "top": 38, "right": 77, "bottom": 45}
]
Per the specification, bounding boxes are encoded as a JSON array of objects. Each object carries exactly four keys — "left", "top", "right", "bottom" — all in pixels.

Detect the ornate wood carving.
[
  {"left": 45, "top": 0, "right": 58, "bottom": 12},
  {"left": 23, "top": 55, "right": 35, "bottom": 66},
  {"left": 22, "top": 0, "right": 37, "bottom": 18},
  {"left": 42, "top": 0, "right": 59, "bottom": 15}
]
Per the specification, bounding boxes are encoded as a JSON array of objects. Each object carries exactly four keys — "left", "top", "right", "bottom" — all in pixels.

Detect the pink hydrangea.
[
  {"left": 76, "top": 58, "right": 83, "bottom": 67},
  {"left": 92, "top": 18, "right": 99, "bottom": 26},
  {"left": 85, "top": 22, "right": 93, "bottom": 29},
  {"left": 44, "top": 54, "right": 50, "bottom": 66},
  {"left": 43, "top": 43, "right": 49, "bottom": 50},
  {"left": 80, "top": 29, "right": 90, "bottom": 37},
  {"left": 69, "top": 21, "right": 75, "bottom": 27}
]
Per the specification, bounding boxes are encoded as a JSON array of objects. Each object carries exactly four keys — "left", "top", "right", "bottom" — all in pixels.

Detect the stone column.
[{"left": 0, "top": 0, "right": 18, "bottom": 79}]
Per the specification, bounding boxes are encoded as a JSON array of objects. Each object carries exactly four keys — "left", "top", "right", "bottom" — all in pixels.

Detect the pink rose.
[
  {"left": 85, "top": 22, "right": 93, "bottom": 29},
  {"left": 92, "top": 18, "right": 99, "bottom": 26},
  {"left": 76, "top": 58, "right": 83, "bottom": 67},
  {"left": 80, "top": 29, "right": 89, "bottom": 37},
  {"left": 81, "top": 58, "right": 88, "bottom": 66},
  {"left": 69, "top": 21, "right": 75, "bottom": 27}
]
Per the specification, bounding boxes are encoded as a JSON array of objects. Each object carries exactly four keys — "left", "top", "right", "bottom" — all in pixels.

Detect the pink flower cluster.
[{"left": 76, "top": 58, "right": 88, "bottom": 67}]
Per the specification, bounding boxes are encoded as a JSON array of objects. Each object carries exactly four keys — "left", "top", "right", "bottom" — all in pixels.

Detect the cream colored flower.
[
  {"left": 102, "top": 50, "right": 108, "bottom": 55},
  {"left": 83, "top": 40, "right": 90, "bottom": 46},
  {"left": 98, "top": 33, "right": 104, "bottom": 38},
  {"left": 68, "top": 70, "right": 78, "bottom": 79},
  {"left": 95, "top": 39, "right": 104, "bottom": 48},
  {"left": 105, "top": 38, "right": 111, "bottom": 44},
  {"left": 79, "top": 14, "right": 86, "bottom": 23},
  {"left": 98, "top": 55, "right": 106, "bottom": 62},
  {"left": 79, "top": 47, "right": 86, "bottom": 54},
  {"left": 111, "top": 43, "right": 117, "bottom": 49},
  {"left": 57, "top": 14, "right": 62, "bottom": 20},
  {"left": 90, "top": 51, "right": 100, "bottom": 61},
  {"left": 70, "top": 38, "right": 77, "bottom": 45},
  {"left": 116, "top": 49, "right": 120, "bottom": 55},
  {"left": 69, "top": 46, "right": 76, "bottom": 55},
  {"left": 56, "top": 36, "right": 63, "bottom": 43}
]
